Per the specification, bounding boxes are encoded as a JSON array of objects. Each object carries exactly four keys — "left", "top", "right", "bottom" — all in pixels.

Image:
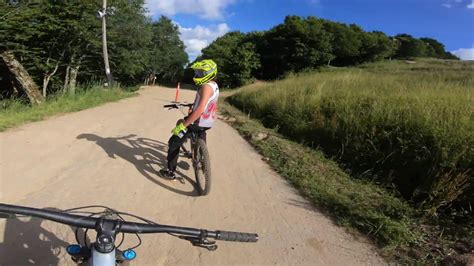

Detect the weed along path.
[{"left": 0, "top": 86, "right": 385, "bottom": 265}]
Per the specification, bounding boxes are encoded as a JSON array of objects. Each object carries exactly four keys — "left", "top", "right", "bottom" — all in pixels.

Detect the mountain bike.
[
  {"left": 0, "top": 203, "right": 258, "bottom": 265},
  {"left": 164, "top": 102, "right": 212, "bottom": 196}
]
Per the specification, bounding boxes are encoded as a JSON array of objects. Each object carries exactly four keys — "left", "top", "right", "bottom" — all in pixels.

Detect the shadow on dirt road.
[
  {"left": 0, "top": 210, "right": 69, "bottom": 265},
  {"left": 77, "top": 133, "right": 198, "bottom": 197}
]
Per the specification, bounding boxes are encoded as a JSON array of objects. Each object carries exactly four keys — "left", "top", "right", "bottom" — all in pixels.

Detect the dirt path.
[{"left": 0, "top": 86, "right": 385, "bottom": 265}]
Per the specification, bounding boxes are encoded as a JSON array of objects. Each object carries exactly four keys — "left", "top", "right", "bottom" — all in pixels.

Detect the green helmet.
[{"left": 190, "top": 59, "right": 217, "bottom": 86}]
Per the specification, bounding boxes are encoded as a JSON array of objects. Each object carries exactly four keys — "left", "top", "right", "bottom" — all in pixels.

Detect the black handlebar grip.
[{"left": 216, "top": 231, "right": 259, "bottom": 242}]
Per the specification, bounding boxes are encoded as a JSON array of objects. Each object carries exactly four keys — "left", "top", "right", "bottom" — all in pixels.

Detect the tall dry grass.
[{"left": 229, "top": 59, "right": 474, "bottom": 214}]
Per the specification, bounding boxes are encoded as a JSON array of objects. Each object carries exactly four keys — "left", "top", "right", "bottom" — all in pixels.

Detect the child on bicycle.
[{"left": 159, "top": 59, "right": 219, "bottom": 180}]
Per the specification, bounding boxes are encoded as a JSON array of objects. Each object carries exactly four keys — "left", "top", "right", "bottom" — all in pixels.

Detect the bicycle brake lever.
[
  {"left": 179, "top": 236, "right": 218, "bottom": 251},
  {"left": 0, "top": 212, "right": 16, "bottom": 218}
]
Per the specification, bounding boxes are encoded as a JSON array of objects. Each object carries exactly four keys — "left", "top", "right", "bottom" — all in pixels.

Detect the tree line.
[
  {"left": 198, "top": 16, "right": 459, "bottom": 88},
  {"left": 0, "top": 0, "right": 187, "bottom": 101},
  {"left": 1, "top": 3, "right": 459, "bottom": 100}
]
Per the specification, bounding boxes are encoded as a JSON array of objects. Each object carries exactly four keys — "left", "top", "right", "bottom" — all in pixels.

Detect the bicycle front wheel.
[{"left": 193, "top": 139, "right": 212, "bottom": 196}]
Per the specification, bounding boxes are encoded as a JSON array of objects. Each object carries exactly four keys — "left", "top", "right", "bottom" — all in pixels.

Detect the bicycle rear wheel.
[{"left": 193, "top": 139, "right": 212, "bottom": 196}]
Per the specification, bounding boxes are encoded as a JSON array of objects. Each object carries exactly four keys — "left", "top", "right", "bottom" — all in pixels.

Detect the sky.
[{"left": 144, "top": 0, "right": 474, "bottom": 61}]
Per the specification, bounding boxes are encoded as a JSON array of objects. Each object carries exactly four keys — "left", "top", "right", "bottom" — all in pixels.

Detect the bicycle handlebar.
[
  {"left": 0, "top": 203, "right": 258, "bottom": 242},
  {"left": 164, "top": 103, "right": 194, "bottom": 109}
]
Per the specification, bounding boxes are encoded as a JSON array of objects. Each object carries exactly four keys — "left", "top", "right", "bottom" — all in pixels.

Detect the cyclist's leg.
[
  {"left": 167, "top": 133, "right": 190, "bottom": 172},
  {"left": 186, "top": 124, "right": 207, "bottom": 141},
  {"left": 197, "top": 127, "right": 210, "bottom": 142}
]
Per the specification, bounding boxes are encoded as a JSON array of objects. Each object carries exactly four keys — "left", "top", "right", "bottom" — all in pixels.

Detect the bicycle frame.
[
  {"left": 180, "top": 131, "right": 198, "bottom": 158},
  {"left": 90, "top": 249, "right": 118, "bottom": 265},
  {"left": 68, "top": 217, "right": 134, "bottom": 265}
]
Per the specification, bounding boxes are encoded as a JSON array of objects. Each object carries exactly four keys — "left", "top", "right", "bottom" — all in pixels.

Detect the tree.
[
  {"left": 107, "top": 0, "right": 153, "bottom": 85},
  {"left": 358, "top": 31, "right": 393, "bottom": 62},
  {"left": 200, "top": 31, "right": 260, "bottom": 88},
  {"left": 51, "top": 1, "right": 101, "bottom": 95},
  {"left": 322, "top": 21, "right": 361, "bottom": 65},
  {"left": 1, "top": 51, "right": 44, "bottom": 104},
  {"left": 0, "top": 2, "right": 49, "bottom": 102},
  {"left": 0, "top": 1, "right": 101, "bottom": 96},
  {"left": 148, "top": 16, "right": 188, "bottom": 83},
  {"left": 258, "top": 16, "right": 332, "bottom": 79},
  {"left": 200, "top": 31, "right": 246, "bottom": 87},
  {"left": 228, "top": 42, "right": 261, "bottom": 86},
  {"left": 394, "top": 34, "right": 428, "bottom": 58},
  {"left": 0, "top": 0, "right": 188, "bottom": 93},
  {"left": 420, "top": 38, "right": 459, "bottom": 60}
]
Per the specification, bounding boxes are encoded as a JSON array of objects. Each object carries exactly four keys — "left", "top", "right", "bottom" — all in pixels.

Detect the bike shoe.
[{"left": 158, "top": 168, "right": 176, "bottom": 180}]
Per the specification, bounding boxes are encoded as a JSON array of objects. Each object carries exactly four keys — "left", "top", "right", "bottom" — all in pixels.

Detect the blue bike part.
[
  {"left": 123, "top": 249, "right": 136, "bottom": 260},
  {"left": 66, "top": 244, "right": 82, "bottom": 255}
]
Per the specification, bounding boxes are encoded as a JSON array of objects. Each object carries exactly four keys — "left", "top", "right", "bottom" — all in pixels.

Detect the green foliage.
[
  {"left": 107, "top": 0, "right": 152, "bottom": 84},
  {"left": 1, "top": 1, "right": 102, "bottom": 90},
  {"left": 259, "top": 16, "right": 333, "bottom": 79},
  {"left": 392, "top": 34, "right": 459, "bottom": 59},
  {"left": 228, "top": 59, "right": 474, "bottom": 216},
  {"left": 322, "top": 21, "right": 361, "bottom": 65},
  {"left": 0, "top": 0, "right": 188, "bottom": 96},
  {"left": 200, "top": 31, "right": 260, "bottom": 88},
  {"left": 420, "top": 37, "right": 459, "bottom": 59},
  {"left": 359, "top": 31, "right": 394, "bottom": 62},
  {"left": 150, "top": 16, "right": 189, "bottom": 82},
  {"left": 199, "top": 15, "right": 458, "bottom": 88},
  {"left": 228, "top": 41, "right": 261, "bottom": 86}
]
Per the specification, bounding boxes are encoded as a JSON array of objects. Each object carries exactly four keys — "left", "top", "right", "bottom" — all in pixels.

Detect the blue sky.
[{"left": 145, "top": 0, "right": 474, "bottom": 60}]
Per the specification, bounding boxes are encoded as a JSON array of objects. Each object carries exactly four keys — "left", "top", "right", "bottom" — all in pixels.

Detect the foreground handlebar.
[
  {"left": 0, "top": 203, "right": 258, "bottom": 243},
  {"left": 216, "top": 231, "right": 259, "bottom": 242},
  {"left": 0, "top": 203, "right": 97, "bottom": 228}
]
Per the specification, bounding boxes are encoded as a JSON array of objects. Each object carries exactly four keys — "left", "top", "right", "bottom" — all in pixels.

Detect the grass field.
[
  {"left": 226, "top": 58, "right": 473, "bottom": 262},
  {"left": 0, "top": 86, "right": 136, "bottom": 131},
  {"left": 229, "top": 59, "right": 473, "bottom": 215}
]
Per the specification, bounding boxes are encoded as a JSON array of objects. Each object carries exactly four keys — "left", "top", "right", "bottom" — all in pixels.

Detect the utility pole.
[{"left": 101, "top": 0, "right": 112, "bottom": 86}]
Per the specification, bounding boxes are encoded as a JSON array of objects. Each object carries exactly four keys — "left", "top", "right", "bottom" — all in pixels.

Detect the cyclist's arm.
[{"left": 183, "top": 85, "right": 213, "bottom": 127}]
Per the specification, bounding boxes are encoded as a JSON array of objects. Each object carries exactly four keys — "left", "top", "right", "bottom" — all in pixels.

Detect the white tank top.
[{"left": 192, "top": 81, "right": 219, "bottom": 128}]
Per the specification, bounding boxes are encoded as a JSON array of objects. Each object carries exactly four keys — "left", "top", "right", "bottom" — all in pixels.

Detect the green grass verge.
[
  {"left": 0, "top": 86, "right": 136, "bottom": 131},
  {"left": 219, "top": 99, "right": 472, "bottom": 264}
]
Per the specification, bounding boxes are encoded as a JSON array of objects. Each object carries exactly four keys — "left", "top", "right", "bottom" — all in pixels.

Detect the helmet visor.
[
  {"left": 194, "top": 70, "right": 205, "bottom": 78},
  {"left": 194, "top": 66, "right": 217, "bottom": 78}
]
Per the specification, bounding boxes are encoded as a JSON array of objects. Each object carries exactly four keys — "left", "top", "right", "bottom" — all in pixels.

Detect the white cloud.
[
  {"left": 443, "top": 0, "right": 474, "bottom": 8},
  {"left": 178, "top": 23, "right": 230, "bottom": 61},
  {"left": 468, "top": 0, "right": 474, "bottom": 8},
  {"left": 452, "top": 46, "right": 474, "bottom": 60},
  {"left": 145, "top": 0, "right": 236, "bottom": 20}
]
